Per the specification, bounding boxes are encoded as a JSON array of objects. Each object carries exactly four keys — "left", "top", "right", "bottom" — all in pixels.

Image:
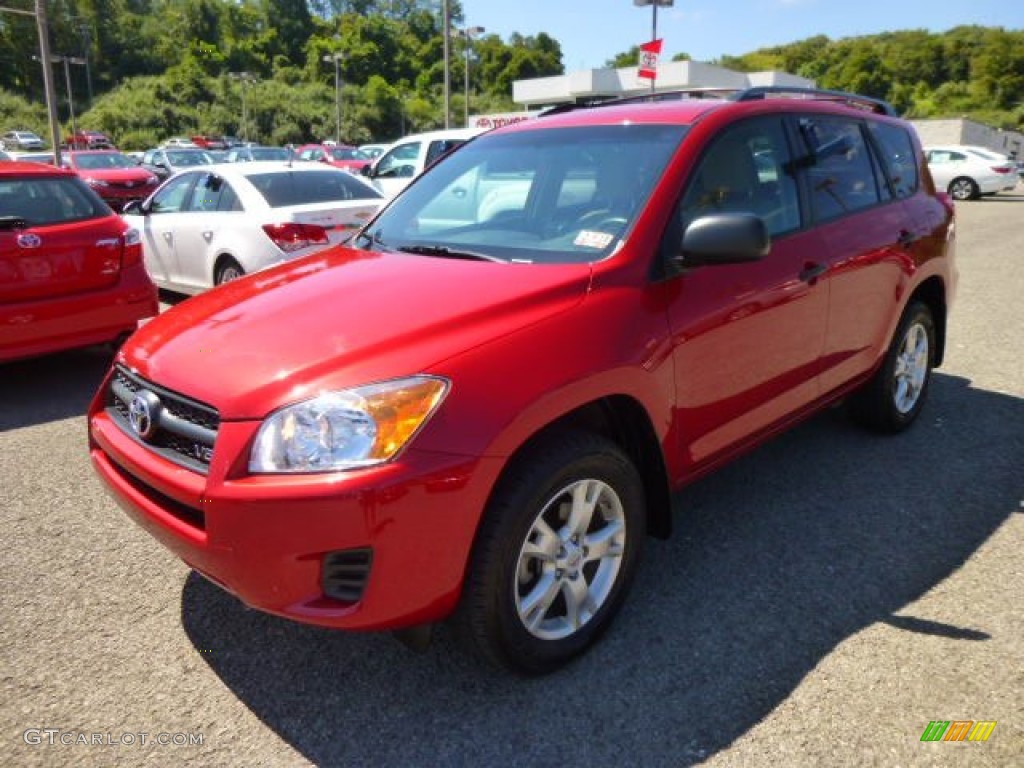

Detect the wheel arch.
[
  {"left": 908, "top": 276, "right": 948, "bottom": 367},
  {"left": 482, "top": 395, "right": 673, "bottom": 541},
  {"left": 212, "top": 252, "right": 243, "bottom": 284}
]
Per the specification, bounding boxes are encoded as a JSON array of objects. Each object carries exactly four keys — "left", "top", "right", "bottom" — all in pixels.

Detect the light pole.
[
  {"left": 460, "top": 26, "right": 484, "bottom": 129},
  {"left": 322, "top": 52, "right": 343, "bottom": 144},
  {"left": 55, "top": 55, "right": 86, "bottom": 141},
  {"left": 229, "top": 72, "right": 257, "bottom": 142},
  {"left": 32, "top": 54, "right": 86, "bottom": 146},
  {"left": 634, "top": 0, "right": 674, "bottom": 93},
  {"left": 441, "top": 0, "right": 450, "bottom": 128}
]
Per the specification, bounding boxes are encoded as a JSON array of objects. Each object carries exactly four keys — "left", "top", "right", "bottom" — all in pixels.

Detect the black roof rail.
[
  {"left": 731, "top": 86, "right": 898, "bottom": 116},
  {"left": 538, "top": 87, "right": 735, "bottom": 117},
  {"left": 538, "top": 86, "right": 898, "bottom": 118}
]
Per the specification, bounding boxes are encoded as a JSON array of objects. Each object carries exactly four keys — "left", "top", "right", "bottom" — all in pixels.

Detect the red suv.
[
  {"left": 1, "top": 162, "right": 158, "bottom": 362},
  {"left": 88, "top": 88, "right": 956, "bottom": 674}
]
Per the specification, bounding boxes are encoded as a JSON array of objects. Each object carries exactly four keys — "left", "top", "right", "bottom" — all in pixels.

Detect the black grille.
[
  {"left": 106, "top": 365, "right": 220, "bottom": 474},
  {"left": 322, "top": 549, "right": 373, "bottom": 603}
]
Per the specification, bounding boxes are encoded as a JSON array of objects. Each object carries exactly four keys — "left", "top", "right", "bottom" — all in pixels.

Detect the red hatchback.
[
  {"left": 1, "top": 162, "right": 158, "bottom": 362},
  {"left": 89, "top": 88, "right": 956, "bottom": 674},
  {"left": 61, "top": 150, "right": 160, "bottom": 211}
]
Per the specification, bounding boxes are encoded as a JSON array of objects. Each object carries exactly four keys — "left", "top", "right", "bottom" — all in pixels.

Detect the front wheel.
[
  {"left": 457, "top": 432, "right": 645, "bottom": 675},
  {"left": 851, "top": 301, "right": 936, "bottom": 433}
]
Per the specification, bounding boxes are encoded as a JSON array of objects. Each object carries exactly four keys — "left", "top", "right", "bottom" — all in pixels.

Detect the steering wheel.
[{"left": 575, "top": 209, "right": 628, "bottom": 232}]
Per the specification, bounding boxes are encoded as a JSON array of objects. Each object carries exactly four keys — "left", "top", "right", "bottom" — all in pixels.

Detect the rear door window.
[
  {"left": 868, "top": 123, "right": 919, "bottom": 199},
  {"left": 798, "top": 117, "right": 883, "bottom": 221}
]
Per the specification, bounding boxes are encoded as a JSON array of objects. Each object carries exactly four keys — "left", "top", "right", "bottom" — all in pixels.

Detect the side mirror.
[
  {"left": 678, "top": 213, "right": 769, "bottom": 267},
  {"left": 122, "top": 200, "right": 144, "bottom": 215},
  {"left": 361, "top": 164, "right": 374, "bottom": 178}
]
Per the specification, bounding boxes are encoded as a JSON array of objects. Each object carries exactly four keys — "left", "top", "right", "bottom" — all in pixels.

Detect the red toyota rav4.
[{"left": 89, "top": 88, "right": 956, "bottom": 674}]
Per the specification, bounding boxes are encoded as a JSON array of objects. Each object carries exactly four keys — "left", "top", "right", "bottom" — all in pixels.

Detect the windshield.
[
  {"left": 73, "top": 152, "right": 136, "bottom": 170},
  {"left": 357, "top": 124, "right": 686, "bottom": 264},
  {"left": 249, "top": 147, "right": 292, "bottom": 161},
  {"left": 167, "top": 150, "right": 213, "bottom": 167},
  {"left": 329, "top": 147, "right": 367, "bottom": 161}
]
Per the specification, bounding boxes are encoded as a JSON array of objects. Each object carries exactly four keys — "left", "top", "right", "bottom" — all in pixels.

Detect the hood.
[
  {"left": 121, "top": 246, "right": 591, "bottom": 419},
  {"left": 80, "top": 167, "right": 155, "bottom": 184}
]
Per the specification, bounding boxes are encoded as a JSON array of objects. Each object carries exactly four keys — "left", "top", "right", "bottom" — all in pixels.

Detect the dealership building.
[
  {"left": 510, "top": 59, "right": 815, "bottom": 109},
  {"left": 478, "top": 62, "right": 1023, "bottom": 162}
]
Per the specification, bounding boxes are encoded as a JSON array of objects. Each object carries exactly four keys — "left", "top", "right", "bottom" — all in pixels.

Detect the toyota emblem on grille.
[
  {"left": 128, "top": 390, "right": 162, "bottom": 440},
  {"left": 17, "top": 233, "right": 42, "bottom": 249}
]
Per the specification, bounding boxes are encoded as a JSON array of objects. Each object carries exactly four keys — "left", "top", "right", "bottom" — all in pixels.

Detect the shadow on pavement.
[
  {"left": 0, "top": 346, "right": 114, "bottom": 431},
  {"left": 181, "top": 373, "right": 1022, "bottom": 766}
]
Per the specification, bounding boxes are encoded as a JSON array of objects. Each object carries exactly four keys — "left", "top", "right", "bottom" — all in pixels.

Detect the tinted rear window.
[
  {"left": 247, "top": 170, "right": 383, "bottom": 207},
  {"left": 0, "top": 175, "right": 110, "bottom": 225}
]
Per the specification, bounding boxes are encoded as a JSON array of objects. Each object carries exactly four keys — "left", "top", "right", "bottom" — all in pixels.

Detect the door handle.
[{"left": 799, "top": 262, "right": 827, "bottom": 283}]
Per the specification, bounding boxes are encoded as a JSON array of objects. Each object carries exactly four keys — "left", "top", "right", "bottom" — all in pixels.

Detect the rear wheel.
[
  {"left": 458, "top": 432, "right": 645, "bottom": 675},
  {"left": 947, "top": 177, "right": 979, "bottom": 201},
  {"left": 215, "top": 258, "right": 244, "bottom": 285},
  {"left": 851, "top": 301, "right": 935, "bottom": 433}
]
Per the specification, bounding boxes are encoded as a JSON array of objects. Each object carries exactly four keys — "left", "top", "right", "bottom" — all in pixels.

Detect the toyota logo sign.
[{"left": 128, "top": 390, "right": 162, "bottom": 440}]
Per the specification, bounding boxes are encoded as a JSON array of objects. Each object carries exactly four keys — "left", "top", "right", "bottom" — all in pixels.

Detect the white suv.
[{"left": 362, "top": 127, "right": 485, "bottom": 197}]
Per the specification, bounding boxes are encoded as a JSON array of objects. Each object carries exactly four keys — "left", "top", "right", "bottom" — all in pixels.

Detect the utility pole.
[{"left": 1, "top": 0, "right": 62, "bottom": 163}]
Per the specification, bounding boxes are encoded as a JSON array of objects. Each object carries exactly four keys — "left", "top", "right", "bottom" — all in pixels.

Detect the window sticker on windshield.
[{"left": 574, "top": 230, "right": 614, "bottom": 249}]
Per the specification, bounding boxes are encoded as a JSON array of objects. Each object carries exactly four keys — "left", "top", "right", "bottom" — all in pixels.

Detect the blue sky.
[{"left": 462, "top": 0, "right": 1024, "bottom": 72}]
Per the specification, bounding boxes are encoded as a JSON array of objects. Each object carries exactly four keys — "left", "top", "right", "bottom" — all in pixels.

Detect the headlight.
[
  {"left": 249, "top": 376, "right": 449, "bottom": 473},
  {"left": 85, "top": 177, "right": 110, "bottom": 187}
]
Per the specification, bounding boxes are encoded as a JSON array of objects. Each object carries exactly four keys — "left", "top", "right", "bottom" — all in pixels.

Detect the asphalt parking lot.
[{"left": 2, "top": 188, "right": 1022, "bottom": 767}]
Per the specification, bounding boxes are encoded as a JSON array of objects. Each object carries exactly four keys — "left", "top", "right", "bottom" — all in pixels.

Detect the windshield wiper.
[
  {"left": 354, "top": 228, "right": 385, "bottom": 251},
  {"left": 0, "top": 216, "right": 28, "bottom": 231},
  {"left": 397, "top": 244, "right": 505, "bottom": 263}
]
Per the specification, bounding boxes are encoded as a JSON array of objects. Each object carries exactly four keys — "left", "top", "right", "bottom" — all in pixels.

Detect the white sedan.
[
  {"left": 924, "top": 145, "right": 1018, "bottom": 201},
  {"left": 123, "top": 162, "right": 384, "bottom": 294}
]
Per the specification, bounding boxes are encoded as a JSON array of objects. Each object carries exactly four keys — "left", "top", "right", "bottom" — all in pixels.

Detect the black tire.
[
  {"left": 851, "top": 301, "right": 936, "bottom": 433},
  {"left": 947, "top": 177, "right": 979, "bottom": 201},
  {"left": 457, "top": 431, "right": 645, "bottom": 675},
  {"left": 215, "top": 258, "right": 244, "bottom": 285}
]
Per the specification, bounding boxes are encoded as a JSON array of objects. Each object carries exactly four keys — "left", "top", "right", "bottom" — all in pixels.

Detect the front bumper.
[{"left": 89, "top": 398, "right": 502, "bottom": 630}]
